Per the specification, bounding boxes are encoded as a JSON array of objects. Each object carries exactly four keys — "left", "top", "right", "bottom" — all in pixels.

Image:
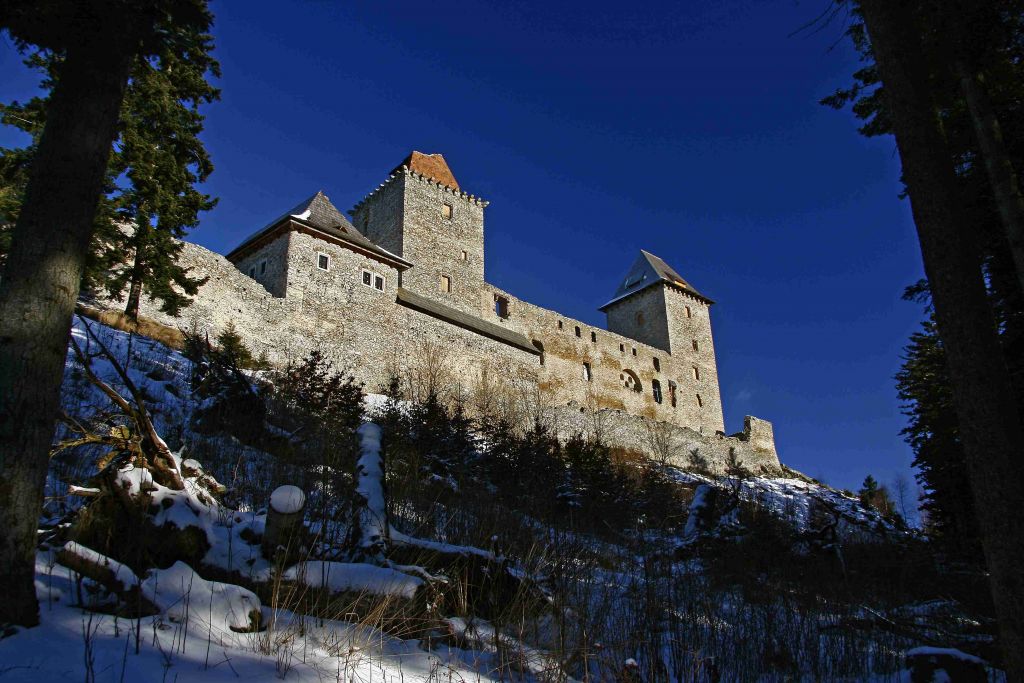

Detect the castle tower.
[
  {"left": 350, "top": 152, "right": 488, "bottom": 315},
  {"left": 600, "top": 251, "right": 725, "bottom": 432}
]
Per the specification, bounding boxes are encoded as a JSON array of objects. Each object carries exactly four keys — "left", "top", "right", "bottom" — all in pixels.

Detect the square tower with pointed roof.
[
  {"left": 600, "top": 250, "right": 725, "bottom": 432},
  {"left": 350, "top": 152, "right": 488, "bottom": 316}
]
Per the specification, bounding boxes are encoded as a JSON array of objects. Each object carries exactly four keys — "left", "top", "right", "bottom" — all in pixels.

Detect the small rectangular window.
[
  {"left": 653, "top": 357, "right": 660, "bottom": 372},
  {"left": 374, "top": 275, "right": 385, "bottom": 291},
  {"left": 685, "top": 305, "right": 692, "bottom": 318},
  {"left": 652, "top": 379, "right": 662, "bottom": 404},
  {"left": 558, "top": 320, "right": 563, "bottom": 330},
  {"left": 669, "top": 380, "right": 678, "bottom": 408},
  {"left": 460, "top": 250, "right": 468, "bottom": 261},
  {"left": 590, "top": 331, "right": 597, "bottom": 343},
  {"left": 260, "top": 260, "right": 267, "bottom": 275},
  {"left": 583, "top": 362, "right": 592, "bottom": 382},
  {"left": 619, "top": 343, "right": 625, "bottom": 353},
  {"left": 317, "top": 253, "right": 330, "bottom": 271},
  {"left": 693, "top": 366, "right": 701, "bottom": 381},
  {"left": 362, "top": 270, "right": 372, "bottom": 286},
  {"left": 440, "top": 275, "right": 452, "bottom": 293},
  {"left": 495, "top": 295, "right": 510, "bottom": 319},
  {"left": 696, "top": 393, "right": 703, "bottom": 408},
  {"left": 631, "top": 347, "right": 637, "bottom": 356},
  {"left": 442, "top": 203, "right": 453, "bottom": 219},
  {"left": 692, "top": 339, "right": 699, "bottom": 352},
  {"left": 575, "top": 326, "right": 581, "bottom": 338}
]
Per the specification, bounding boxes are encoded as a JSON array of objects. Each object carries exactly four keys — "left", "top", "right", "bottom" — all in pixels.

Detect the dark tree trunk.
[
  {"left": 955, "top": 59, "right": 1024, "bottom": 299},
  {"left": 857, "top": 1, "right": 1024, "bottom": 677},
  {"left": 0, "top": 38, "right": 136, "bottom": 628},
  {"left": 124, "top": 216, "right": 148, "bottom": 320}
]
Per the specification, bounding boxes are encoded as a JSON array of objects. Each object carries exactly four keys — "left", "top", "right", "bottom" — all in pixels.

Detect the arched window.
[
  {"left": 635, "top": 311, "right": 645, "bottom": 326},
  {"left": 620, "top": 369, "right": 642, "bottom": 392}
]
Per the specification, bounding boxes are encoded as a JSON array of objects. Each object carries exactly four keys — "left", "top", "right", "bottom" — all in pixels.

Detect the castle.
[{"left": 117, "top": 151, "right": 782, "bottom": 474}]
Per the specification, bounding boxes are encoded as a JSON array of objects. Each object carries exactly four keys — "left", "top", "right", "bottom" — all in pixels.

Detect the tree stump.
[{"left": 262, "top": 485, "right": 306, "bottom": 562}]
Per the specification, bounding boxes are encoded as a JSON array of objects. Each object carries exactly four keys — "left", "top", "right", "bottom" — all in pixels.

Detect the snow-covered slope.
[{"left": 2, "top": 316, "right": 982, "bottom": 683}]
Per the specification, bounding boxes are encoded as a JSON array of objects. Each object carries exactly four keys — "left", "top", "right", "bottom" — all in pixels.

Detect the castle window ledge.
[{"left": 317, "top": 252, "right": 331, "bottom": 271}]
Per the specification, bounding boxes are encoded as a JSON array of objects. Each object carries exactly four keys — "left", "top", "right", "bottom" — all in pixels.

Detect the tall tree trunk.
[
  {"left": 857, "top": 1, "right": 1024, "bottom": 676},
  {"left": 124, "top": 214, "right": 148, "bottom": 320},
  {"left": 0, "top": 38, "right": 136, "bottom": 628},
  {"left": 955, "top": 60, "right": 1024, "bottom": 299}
]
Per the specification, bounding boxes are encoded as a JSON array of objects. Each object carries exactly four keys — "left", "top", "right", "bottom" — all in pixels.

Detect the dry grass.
[{"left": 76, "top": 304, "right": 185, "bottom": 350}]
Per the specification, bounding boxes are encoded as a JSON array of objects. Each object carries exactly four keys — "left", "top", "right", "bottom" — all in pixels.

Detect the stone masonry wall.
[
  {"left": 116, "top": 238, "right": 539, "bottom": 399},
  {"left": 662, "top": 286, "right": 725, "bottom": 432},
  {"left": 478, "top": 283, "right": 727, "bottom": 435},
  {"left": 605, "top": 284, "right": 673, "bottom": 352},
  {"left": 354, "top": 170, "right": 487, "bottom": 317},
  {"left": 548, "top": 406, "right": 781, "bottom": 476},
  {"left": 102, "top": 237, "right": 778, "bottom": 474},
  {"left": 234, "top": 234, "right": 289, "bottom": 297}
]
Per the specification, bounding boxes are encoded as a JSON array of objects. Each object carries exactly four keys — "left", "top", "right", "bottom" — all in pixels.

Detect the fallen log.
[{"left": 56, "top": 542, "right": 159, "bottom": 616}]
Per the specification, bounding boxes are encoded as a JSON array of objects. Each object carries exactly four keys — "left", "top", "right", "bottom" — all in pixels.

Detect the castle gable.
[
  {"left": 600, "top": 250, "right": 711, "bottom": 311},
  {"left": 227, "top": 190, "right": 410, "bottom": 269}
]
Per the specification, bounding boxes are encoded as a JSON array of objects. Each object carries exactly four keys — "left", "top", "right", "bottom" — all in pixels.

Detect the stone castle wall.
[
  {"left": 353, "top": 173, "right": 488, "bottom": 317},
  {"left": 103, "top": 237, "right": 780, "bottom": 475},
  {"left": 476, "top": 283, "right": 726, "bottom": 435}
]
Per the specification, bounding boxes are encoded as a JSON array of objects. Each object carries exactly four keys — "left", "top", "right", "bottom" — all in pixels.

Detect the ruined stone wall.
[
  {"left": 477, "top": 283, "right": 727, "bottom": 435},
  {"left": 546, "top": 406, "right": 781, "bottom": 476}
]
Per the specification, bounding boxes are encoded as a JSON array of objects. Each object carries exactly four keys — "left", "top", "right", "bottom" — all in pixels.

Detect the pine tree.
[
  {"left": 896, "top": 316, "right": 984, "bottom": 561},
  {"left": 833, "top": 1, "right": 1024, "bottom": 672},
  {"left": 0, "top": 0, "right": 217, "bottom": 629},
  {"left": 1, "top": 27, "right": 219, "bottom": 319},
  {"left": 826, "top": 0, "right": 1024, "bottom": 566},
  {"left": 214, "top": 321, "right": 254, "bottom": 369}
]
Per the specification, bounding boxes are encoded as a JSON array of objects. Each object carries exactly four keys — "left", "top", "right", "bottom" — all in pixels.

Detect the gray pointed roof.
[
  {"left": 227, "top": 190, "right": 410, "bottom": 268},
  {"left": 599, "top": 250, "right": 712, "bottom": 310}
]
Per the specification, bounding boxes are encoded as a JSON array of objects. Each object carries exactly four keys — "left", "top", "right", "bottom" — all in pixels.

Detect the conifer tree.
[
  {"left": 1, "top": 25, "right": 219, "bottom": 319},
  {"left": 0, "top": 0, "right": 216, "bottom": 629},
  {"left": 829, "top": 0, "right": 1024, "bottom": 672}
]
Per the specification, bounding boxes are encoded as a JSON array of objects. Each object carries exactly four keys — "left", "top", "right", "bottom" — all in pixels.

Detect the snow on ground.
[
  {"left": 0, "top": 553, "right": 507, "bottom": 683},
  {"left": 32, "top": 316, "right": 942, "bottom": 681},
  {"left": 669, "top": 468, "right": 903, "bottom": 538},
  {"left": 282, "top": 561, "right": 423, "bottom": 599},
  {"left": 142, "top": 561, "right": 262, "bottom": 635}
]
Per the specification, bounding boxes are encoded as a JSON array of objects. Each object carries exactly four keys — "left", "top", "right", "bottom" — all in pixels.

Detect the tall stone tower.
[
  {"left": 600, "top": 251, "right": 725, "bottom": 432},
  {"left": 350, "top": 152, "right": 488, "bottom": 316}
]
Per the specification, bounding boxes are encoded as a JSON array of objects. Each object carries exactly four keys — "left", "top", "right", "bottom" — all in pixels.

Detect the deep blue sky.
[{"left": 1, "top": 1, "right": 927, "bottom": 496}]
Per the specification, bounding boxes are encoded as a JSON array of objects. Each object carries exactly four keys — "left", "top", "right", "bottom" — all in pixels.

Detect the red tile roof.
[{"left": 392, "top": 151, "right": 460, "bottom": 190}]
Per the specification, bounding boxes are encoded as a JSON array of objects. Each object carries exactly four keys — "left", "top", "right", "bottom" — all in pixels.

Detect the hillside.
[{"left": 0, "top": 315, "right": 1002, "bottom": 682}]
